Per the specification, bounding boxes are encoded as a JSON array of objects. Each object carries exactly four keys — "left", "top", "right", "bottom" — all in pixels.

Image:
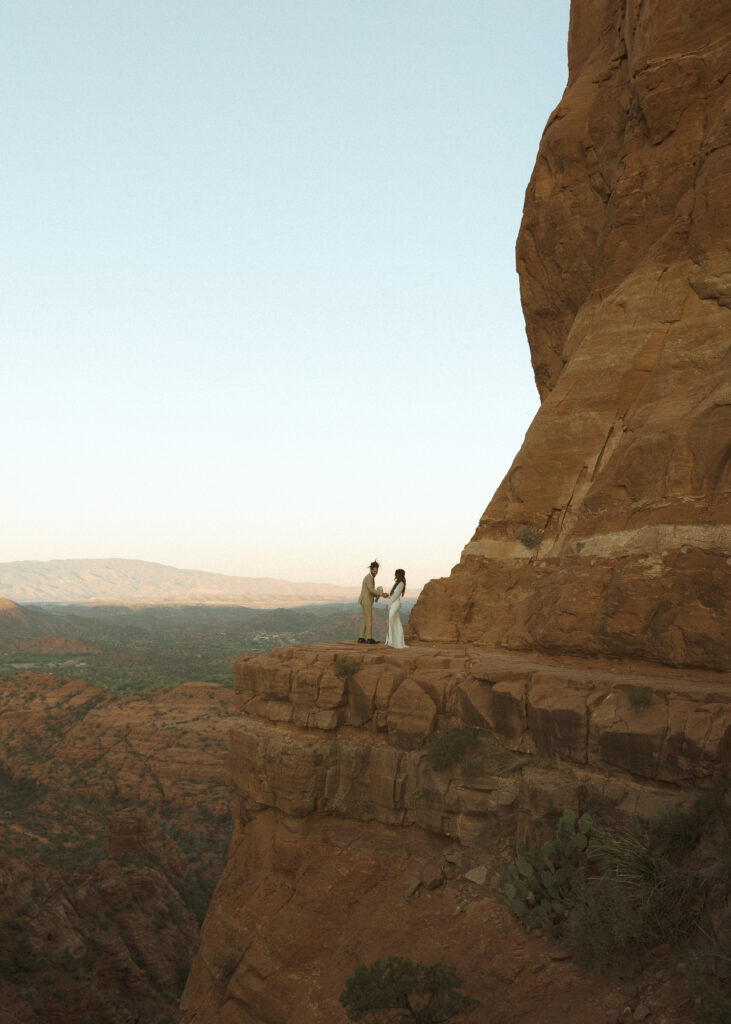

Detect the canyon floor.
[{"left": 0, "top": 672, "right": 235, "bottom": 1024}]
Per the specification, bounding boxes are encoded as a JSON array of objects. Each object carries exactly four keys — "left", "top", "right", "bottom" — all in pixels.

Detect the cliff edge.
[{"left": 181, "top": 644, "right": 729, "bottom": 1023}]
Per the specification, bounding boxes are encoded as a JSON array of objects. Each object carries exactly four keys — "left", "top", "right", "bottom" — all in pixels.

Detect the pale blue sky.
[{"left": 2, "top": 1, "right": 570, "bottom": 589}]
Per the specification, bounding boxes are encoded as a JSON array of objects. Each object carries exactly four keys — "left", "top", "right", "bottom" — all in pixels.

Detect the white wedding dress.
[{"left": 384, "top": 582, "right": 407, "bottom": 649}]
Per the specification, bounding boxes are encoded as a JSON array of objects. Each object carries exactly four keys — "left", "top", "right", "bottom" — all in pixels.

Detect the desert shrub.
[
  {"left": 500, "top": 788, "right": 730, "bottom": 977},
  {"left": 565, "top": 823, "right": 703, "bottom": 967},
  {"left": 687, "top": 907, "right": 731, "bottom": 1023},
  {"left": 649, "top": 780, "right": 729, "bottom": 858},
  {"left": 426, "top": 727, "right": 481, "bottom": 772},
  {"left": 515, "top": 525, "right": 542, "bottom": 550},
  {"left": 627, "top": 685, "right": 653, "bottom": 710},
  {"left": 577, "top": 788, "right": 727, "bottom": 970},
  {"left": 334, "top": 656, "right": 360, "bottom": 685},
  {"left": 497, "top": 809, "right": 595, "bottom": 935},
  {"left": 566, "top": 833, "right": 694, "bottom": 969},
  {"left": 339, "top": 956, "right": 478, "bottom": 1023},
  {"left": 563, "top": 875, "right": 646, "bottom": 975}
]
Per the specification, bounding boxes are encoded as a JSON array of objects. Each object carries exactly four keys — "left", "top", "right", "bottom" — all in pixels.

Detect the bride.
[{"left": 384, "top": 569, "right": 407, "bottom": 649}]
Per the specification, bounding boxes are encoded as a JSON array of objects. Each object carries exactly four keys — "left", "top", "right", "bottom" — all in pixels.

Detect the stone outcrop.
[
  {"left": 409, "top": 0, "right": 731, "bottom": 669},
  {"left": 183, "top": 809, "right": 696, "bottom": 1024},
  {"left": 182, "top": 644, "right": 730, "bottom": 1022},
  {"left": 226, "top": 646, "right": 729, "bottom": 842}
]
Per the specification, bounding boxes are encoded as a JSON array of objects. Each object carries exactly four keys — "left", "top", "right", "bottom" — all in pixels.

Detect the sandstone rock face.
[
  {"left": 230, "top": 646, "right": 729, "bottom": 811},
  {"left": 410, "top": 0, "right": 731, "bottom": 670},
  {"left": 182, "top": 643, "right": 729, "bottom": 1022},
  {"left": 183, "top": 810, "right": 699, "bottom": 1024},
  {"left": 186, "top": 7, "right": 731, "bottom": 1019}
]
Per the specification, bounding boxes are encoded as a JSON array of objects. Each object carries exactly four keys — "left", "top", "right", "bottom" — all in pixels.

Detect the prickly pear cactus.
[{"left": 497, "top": 809, "right": 595, "bottom": 935}]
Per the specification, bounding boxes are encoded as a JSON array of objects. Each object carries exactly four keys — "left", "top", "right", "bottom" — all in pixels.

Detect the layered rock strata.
[
  {"left": 410, "top": 0, "right": 731, "bottom": 669},
  {"left": 182, "top": 644, "right": 730, "bottom": 1022},
  {"left": 227, "top": 646, "right": 729, "bottom": 841}
]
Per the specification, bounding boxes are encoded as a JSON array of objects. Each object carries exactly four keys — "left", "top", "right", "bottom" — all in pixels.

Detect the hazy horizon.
[
  {"left": 3, "top": 1, "right": 571, "bottom": 588},
  {"left": 0, "top": 554, "right": 424, "bottom": 594}
]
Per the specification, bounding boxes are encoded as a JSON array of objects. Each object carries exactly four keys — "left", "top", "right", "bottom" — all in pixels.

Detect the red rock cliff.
[{"left": 410, "top": 0, "right": 731, "bottom": 669}]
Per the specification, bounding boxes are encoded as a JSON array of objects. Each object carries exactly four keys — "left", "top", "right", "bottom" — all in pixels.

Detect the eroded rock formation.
[
  {"left": 181, "top": 644, "right": 729, "bottom": 1022},
  {"left": 410, "top": 0, "right": 731, "bottom": 669},
  {"left": 183, "top": 7, "right": 731, "bottom": 1019}
]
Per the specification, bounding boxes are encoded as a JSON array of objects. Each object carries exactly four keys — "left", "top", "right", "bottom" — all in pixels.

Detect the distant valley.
[
  {"left": 0, "top": 595, "right": 410, "bottom": 1020},
  {"left": 0, "top": 598, "right": 415, "bottom": 691},
  {"left": 0, "top": 576, "right": 415, "bottom": 1021},
  {"left": 0, "top": 558, "right": 359, "bottom": 607}
]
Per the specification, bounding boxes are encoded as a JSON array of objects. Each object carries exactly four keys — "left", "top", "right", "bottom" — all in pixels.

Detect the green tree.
[{"left": 339, "top": 956, "right": 477, "bottom": 1023}]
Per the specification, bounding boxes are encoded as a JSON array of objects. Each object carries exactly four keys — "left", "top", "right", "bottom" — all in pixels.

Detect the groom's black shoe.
[
  {"left": 366, "top": 638, "right": 378, "bottom": 644},
  {"left": 357, "top": 637, "right": 366, "bottom": 644}
]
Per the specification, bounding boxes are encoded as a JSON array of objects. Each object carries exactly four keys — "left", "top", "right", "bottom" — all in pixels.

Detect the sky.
[{"left": 2, "top": 1, "right": 571, "bottom": 590}]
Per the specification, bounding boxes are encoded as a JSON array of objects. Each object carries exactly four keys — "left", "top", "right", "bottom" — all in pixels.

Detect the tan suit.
[{"left": 358, "top": 572, "right": 382, "bottom": 640}]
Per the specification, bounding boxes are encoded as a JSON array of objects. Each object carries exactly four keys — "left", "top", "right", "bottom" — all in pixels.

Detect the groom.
[{"left": 357, "top": 560, "right": 383, "bottom": 644}]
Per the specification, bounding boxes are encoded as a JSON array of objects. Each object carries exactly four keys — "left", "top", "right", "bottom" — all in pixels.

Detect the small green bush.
[
  {"left": 333, "top": 656, "right": 360, "bottom": 685},
  {"left": 426, "top": 727, "right": 480, "bottom": 772},
  {"left": 649, "top": 781, "right": 729, "bottom": 858},
  {"left": 339, "top": 956, "right": 478, "bottom": 1023},
  {"left": 515, "top": 525, "right": 542, "bottom": 550},
  {"left": 627, "top": 685, "right": 653, "bottom": 710},
  {"left": 563, "top": 875, "right": 646, "bottom": 975}
]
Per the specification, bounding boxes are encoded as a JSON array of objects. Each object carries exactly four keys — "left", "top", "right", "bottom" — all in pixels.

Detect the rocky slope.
[
  {"left": 409, "top": 0, "right": 731, "bottom": 670},
  {"left": 181, "top": 643, "right": 729, "bottom": 1023},
  {"left": 0, "top": 673, "right": 236, "bottom": 1023}
]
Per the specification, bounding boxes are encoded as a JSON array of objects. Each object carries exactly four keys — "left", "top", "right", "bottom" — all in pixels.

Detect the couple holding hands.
[{"left": 358, "top": 560, "right": 407, "bottom": 649}]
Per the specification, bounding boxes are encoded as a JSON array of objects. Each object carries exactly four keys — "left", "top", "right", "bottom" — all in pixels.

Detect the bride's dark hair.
[{"left": 390, "top": 568, "right": 406, "bottom": 597}]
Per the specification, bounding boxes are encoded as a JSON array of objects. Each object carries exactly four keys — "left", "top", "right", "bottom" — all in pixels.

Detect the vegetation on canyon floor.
[
  {"left": 0, "top": 671, "right": 234, "bottom": 1022},
  {"left": 498, "top": 784, "right": 731, "bottom": 1022},
  {"left": 340, "top": 956, "right": 478, "bottom": 1023},
  {"left": 0, "top": 601, "right": 414, "bottom": 692}
]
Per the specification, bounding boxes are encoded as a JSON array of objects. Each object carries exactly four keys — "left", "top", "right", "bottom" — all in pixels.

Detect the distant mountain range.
[{"left": 0, "top": 559, "right": 358, "bottom": 607}]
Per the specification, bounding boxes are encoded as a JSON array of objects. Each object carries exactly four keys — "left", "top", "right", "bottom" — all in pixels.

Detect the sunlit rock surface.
[{"left": 410, "top": 0, "right": 731, "bottom": 669}]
